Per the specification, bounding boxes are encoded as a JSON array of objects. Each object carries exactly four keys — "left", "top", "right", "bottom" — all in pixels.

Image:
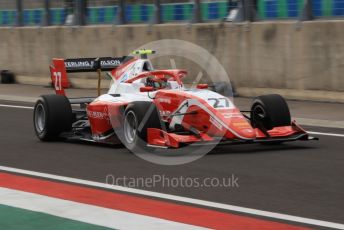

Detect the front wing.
[{"left": 147, "top": 121, "right": 318, "bottom": 148}]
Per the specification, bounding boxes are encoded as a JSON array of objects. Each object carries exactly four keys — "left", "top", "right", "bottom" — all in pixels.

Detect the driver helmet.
[{"left": 145, "top": 76, "right": 168, "bottom": 89}]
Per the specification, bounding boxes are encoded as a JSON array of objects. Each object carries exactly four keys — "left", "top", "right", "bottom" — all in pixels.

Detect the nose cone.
[
  {"left": 226, "top": 117, "right": 256, "bottom": 139},
  {"left": 237, "top": 127, "right": 256, "bottom": 139},
  {"left": 215, "top": 109, "right": 256, "bottom": 140}
]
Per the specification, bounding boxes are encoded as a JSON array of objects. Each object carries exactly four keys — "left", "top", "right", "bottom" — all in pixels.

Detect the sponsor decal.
[
  {"left": 222, "top": 113, "right": 242, "bottom": 119},
  {"left": 65, "top": 61, "right": 92, "bottom": 68},
  {"left": 232, "top": 121, "right": 251, "bottom": 128},
  {"left": 87, "top": 111, "right": 107, "bottom": 119},
  {"left": 100, "top": 59, "right": 121, "bottom": 67},
  {"left": 87, "top": 107, "right": 109, "bottom": 122},
  {"left": 65, "top": 58, "right": 122, "bottom": 70},
  {"left": 158, "top": 98, "right": 171, "bottom": 104}
]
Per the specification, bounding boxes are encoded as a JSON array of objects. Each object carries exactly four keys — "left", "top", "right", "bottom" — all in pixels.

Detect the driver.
[{"left": 145, "top": 75, "right": 168, "bottom": 90}]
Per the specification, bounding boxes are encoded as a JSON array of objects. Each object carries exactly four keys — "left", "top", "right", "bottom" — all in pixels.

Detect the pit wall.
[{"left": 0, "top": 21, "right": 343, "bottom": 101}]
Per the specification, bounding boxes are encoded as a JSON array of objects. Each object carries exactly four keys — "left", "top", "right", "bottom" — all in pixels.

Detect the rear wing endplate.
[{"left": 50, "top": 56, "right": 133, "bottom": 95}]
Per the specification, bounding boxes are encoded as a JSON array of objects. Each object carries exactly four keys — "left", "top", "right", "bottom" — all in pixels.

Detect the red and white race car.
[{"left": 33, "top": 50, "right": 316, "bottom": 152}]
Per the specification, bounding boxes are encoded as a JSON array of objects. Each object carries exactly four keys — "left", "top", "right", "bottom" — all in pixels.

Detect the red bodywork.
[
  {"left": 147, "top": 89, "right": 305, "bottom": 148},
  {"left": 50, "top": 59, "right": 70, "bottom": 95}
]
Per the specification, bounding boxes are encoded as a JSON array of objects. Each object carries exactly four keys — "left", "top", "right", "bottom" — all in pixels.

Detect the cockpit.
[{"left": 108, "top": 54, "right": 186, "bottom": 95}]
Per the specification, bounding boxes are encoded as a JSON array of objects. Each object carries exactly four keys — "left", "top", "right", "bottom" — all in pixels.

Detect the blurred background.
[
  {"left": 0, "top": 1, "right": 343, "bottom": 102},
  {"left": 0, "top": 0, "right": 343, "bottom": 27}
]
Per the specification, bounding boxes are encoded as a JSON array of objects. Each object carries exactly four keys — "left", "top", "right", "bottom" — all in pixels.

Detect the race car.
[{"left": 33, "top": 50, "right": 316, "bottom": 152}]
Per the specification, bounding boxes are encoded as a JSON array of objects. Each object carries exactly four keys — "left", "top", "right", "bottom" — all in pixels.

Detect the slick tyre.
[
  {"left": 33, "top": 94, "right": 73, "bottom": 141},
  {"left": 120, "top": 102, "right": 162, "bottom": 152},
  {"left": 250, "top": 94, "right": 291, "bottom": 131}
]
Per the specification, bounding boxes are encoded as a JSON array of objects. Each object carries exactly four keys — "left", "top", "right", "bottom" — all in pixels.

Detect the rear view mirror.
[{"left": 140, "top": 86, "right": 154, "bottom": 92}]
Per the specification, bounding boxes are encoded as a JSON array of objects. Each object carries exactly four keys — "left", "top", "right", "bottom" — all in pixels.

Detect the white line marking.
[
  {"left": 0, "top": 187, "right": 205, "bottom": 230},
  {"left": 0, "top": 165, "right": 343, "bottom": 229},
  {"left": 0, "top": 104, "right": 33, "bottom": 110},
  {"left": 295, "top": 118, "right": 344, "bottom": 129},
  {"left": 308, "top": 131, "right": 344, "bottom": 138}
]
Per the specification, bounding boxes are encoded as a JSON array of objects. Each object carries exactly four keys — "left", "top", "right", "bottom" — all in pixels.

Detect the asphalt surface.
[
  {"left": 0, "top": 99, "right": 344, "bottom": 229},
  {"left": 1, "top": 84, "right": 344, "bottom": 121}
]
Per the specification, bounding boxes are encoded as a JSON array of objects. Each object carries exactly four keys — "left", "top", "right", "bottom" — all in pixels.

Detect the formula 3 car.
[{"left": 33, "top": 50, "right": 316, "bottom": 152}]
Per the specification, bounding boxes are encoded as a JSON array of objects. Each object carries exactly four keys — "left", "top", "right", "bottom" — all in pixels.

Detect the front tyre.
[
  {"left": 251, "top": 94, "right": 291, "bottom": 131},
  {"left": 121, "top": 102, "right": 161, "bottom": 152},
  {"left": 33, "top": 94, "right": 73, "bottom": 141}
]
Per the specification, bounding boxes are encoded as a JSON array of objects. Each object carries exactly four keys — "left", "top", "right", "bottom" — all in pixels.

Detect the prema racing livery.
[{"left": 33, "top": 50, "right": 316, "bottom": 152}]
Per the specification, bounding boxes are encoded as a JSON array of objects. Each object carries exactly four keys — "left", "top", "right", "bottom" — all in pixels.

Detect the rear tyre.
[
  {"left": 250, "top": 94, "right": 291, "bottom": 131},
  {"left": 120, "top": 102, "right": 162, "bottom": 152},
  {"left": 33, "top": 94, "right": 73, "bottom": 141}
]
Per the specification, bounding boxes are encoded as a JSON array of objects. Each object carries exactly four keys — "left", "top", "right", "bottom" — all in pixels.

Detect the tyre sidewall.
[
  {"left": 33, "top": 95, "right": 73, "bottom": 141},
  {"left": 33, "top": 99, "right": 49, "bottom": 140},
  {"left": 120, "top": 102, "right": 161, "bottom": 152},
  {"left": 251, "top": 94, "right": 291, "bottom": 130}
]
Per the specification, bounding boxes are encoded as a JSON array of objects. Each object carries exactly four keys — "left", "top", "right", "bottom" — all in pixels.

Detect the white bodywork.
[
  {"left": 108, "top": 59, "right": 153, "bottom": 94},
  {"left": 96, "top": 58, "right": 232, "bottom": 113},
  {"left": 99, "top": 58, "right": 185, "bottom": 104}
]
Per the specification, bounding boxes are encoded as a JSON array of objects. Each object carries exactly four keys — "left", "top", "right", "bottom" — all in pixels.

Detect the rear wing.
[
  {"left": 64, "top": 56, "right": 132, "bottom": 72},
  {"left": 50, "top": 56, "right": 133, "bottom": 95}
]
